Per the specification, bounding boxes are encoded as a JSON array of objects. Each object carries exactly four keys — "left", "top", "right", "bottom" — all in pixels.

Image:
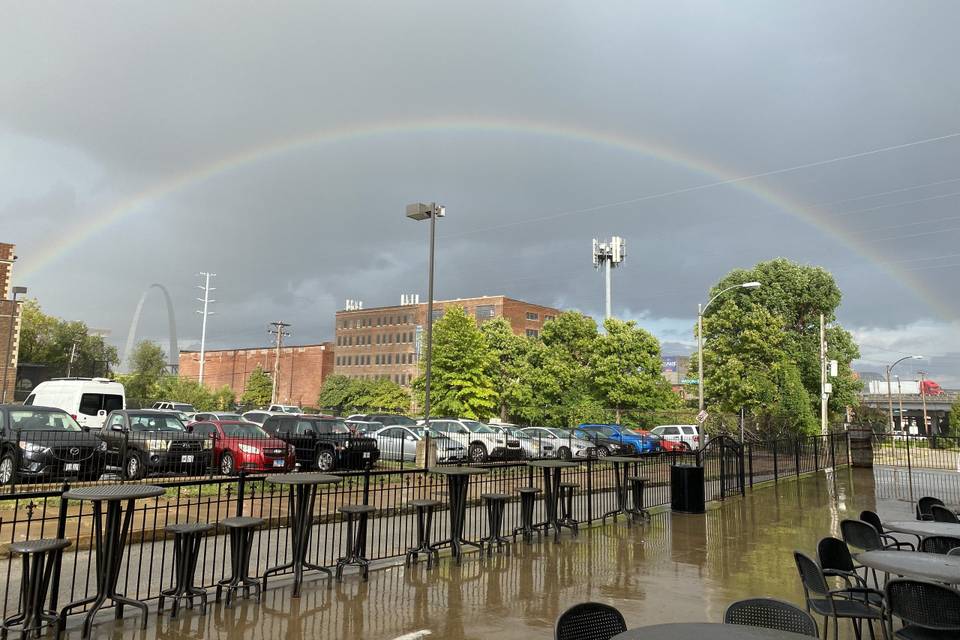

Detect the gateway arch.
[{"left": 124, "top": 284, "right": 179, "bottom": 372}]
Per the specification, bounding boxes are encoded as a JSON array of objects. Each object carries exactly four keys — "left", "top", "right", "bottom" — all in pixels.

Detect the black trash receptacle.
[{"left": 671, "top": 465, "right": 705, "bottom": 514}]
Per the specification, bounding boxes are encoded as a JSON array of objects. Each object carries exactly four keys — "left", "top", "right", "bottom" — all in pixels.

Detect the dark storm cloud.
[{"left": 2, "top": 1, "right": 960, "bottom": 377}]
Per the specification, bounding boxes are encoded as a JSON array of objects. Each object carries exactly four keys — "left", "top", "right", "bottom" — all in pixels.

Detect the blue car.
[{"left": 576, "top": 424, "right": 657, "bottom": 454}]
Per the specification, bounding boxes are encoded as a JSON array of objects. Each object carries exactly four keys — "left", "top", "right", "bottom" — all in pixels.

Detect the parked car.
[
  {"left": 24, "top": 378, "right": 125, "bottom": 431},
  {"left": 372, "top": 425, "right": 466, "bottom": 463},
  {"left": 100, "top": 410, "right": 213, "bottom": 479},
  {"left": 241, "top": 410, "right": 284, "bottom": 425},
  {"left": 522, "top": 427, "right": 598, "bottom": 460},
  {"left": 0, "top": 405, "right": 108, "bottom": 485},
  {"left": 191, "top": 412, "right": 245, "bottom": 422},
  {"left": 260, "top": 415, "right": 380, "bottom": 472},
  {"left": 348, "top": 414, "right": 418, "bottom": 428},
  {"left": 487, "top": 424, "right": 545, "bottom": 459},
  {"left": 427, "top": 419, "right": 522, "bottom": 463},
  {"left": 650, "top": 425, "right": 701, "bottom": 451},
  {"left": 345, "top": 420, "right": 384, "bottom": 435},
  {"left": 153, "top": 401, "right": 196, "bottom": 413},
  {"left": 189, "top": 420, "right": 295, "bottom": 474},
  {"left": 267, "top": 404, "right": 302, "bottom": 414},
  {"left": 571, "top": 427, "right": 638, "bottom": 457}
]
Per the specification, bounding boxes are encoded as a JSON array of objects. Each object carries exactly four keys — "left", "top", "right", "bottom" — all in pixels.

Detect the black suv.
[
  {"left": 100, "top": 410, "right": 212, "bottom": 479},
  {"left": 0, "top": 405, "right": 108, "bottom": 485},
  {"left": 261, "top": 415, "right": 379, "bottom": 472}
]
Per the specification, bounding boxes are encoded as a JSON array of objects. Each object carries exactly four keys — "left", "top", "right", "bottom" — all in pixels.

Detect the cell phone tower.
[{"left": 592, "top": 236, "right": 626, "bottom": 319}]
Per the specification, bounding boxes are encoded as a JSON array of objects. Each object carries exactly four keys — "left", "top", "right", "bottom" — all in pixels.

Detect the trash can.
[{"left": 671, "top": 464, "right": 705, "bottom": 514}]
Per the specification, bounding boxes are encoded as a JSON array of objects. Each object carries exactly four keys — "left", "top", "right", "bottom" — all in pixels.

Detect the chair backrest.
[
  {"left": 917, "top": 496, "right": 945, "bottom": 519},
  {"left": 920, "top": 535, "right": 960, "bottom": 555},
  {"left": 817, "top": 536, "right": 856, "bottom": 573},
  {"left": 840, "top": 519, "right": 882, "bottom": 551},
  {"left": 555, "top": 602, "right": 627, "bottom": 640},
  {"left": 931, "top": 505, "right": 959, "bottom": 524},
  {"left": 948, "top": 547, "right": 960, "bottom": 556},
  {"left": 886, "top": 579, "right": 960, "bottom": 631},
  {"left": 859, "top": 510, "right": 885, "bottom": 533},
  {"left": 793, "top": 551, "right": 829, "bottom": 597},
  {"left": 724, "top": 598, "right": 818, "bottom": 637}
]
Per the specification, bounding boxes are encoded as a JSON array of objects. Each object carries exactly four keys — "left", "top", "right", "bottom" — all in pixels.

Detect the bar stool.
[
  {"left": 479, "top": 493, "right": 511, "bottom": 556},
  {"left": 405, "top": 499, "right": 442, "bottom": 569},
  {"left": 215, "top": 516, "right": 265, "bottom": 608},
  {"left": 159, "top": 522, "right": 213, "bottom": 619},
  {"left": 626, "top": 476, "right": 650, "bottom": 522},
  {"left": 557, "top": 482, "right": 580, "bottom": 536},
  {"left": 336, "top": 504, "right": 375, "bottom": 582},
  {"left": 2, "top": 538, "right": 70, "bottom": 639},
  {"left": 511, "top": 487, "right": 542, "bottom": 544}
]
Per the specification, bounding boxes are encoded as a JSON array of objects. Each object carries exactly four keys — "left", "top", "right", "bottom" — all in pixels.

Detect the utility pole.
[
  {"left": 66, "top": 341, "right": 79, "bottom": 378},
  {"left": 919, "top": 371, "right": 929, "bottom": 436},
  {"left": 896, "top": 375, "right": 906, "bottom": 434},
  {"left": 268, "top": 321, "right": 291, "bottom": 405},
  {"left": 196, "top": 272, "right": 216, "bottom": 386},
  {"left": 820, "top": 314, "right": 828, "bottom": 436},
  {"left": 592, "top": 237, "right": 626, "bottom": 320}
]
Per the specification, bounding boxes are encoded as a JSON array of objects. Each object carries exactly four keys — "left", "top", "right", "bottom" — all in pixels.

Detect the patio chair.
[
  {"left": 860, "top": 511, "right": 916, "bottom": 551},
  {"left": 724, "top": 598, "right": 818, "bottom": 637},
  {"left": 930, "top": 505, "right": 960, "bottom": 524},
  {"left": 948, "top": 547, "right": 960, "bottom": 557},
  {"left": 919, "top": 535, "right": 960, "bottom": 555},
  {"left": 793, "top": 551, "right": 885, "bottom": 640},
  {"left": 842, "top": 519, "right": 913, "bottom": 552},
  {"left": 555, "top": 602, "right": 627, "bottom": 640},
  {"left": 817, "top": 537, "right": 872, "bottom": 593},
  {"left": 916, "top": 497, "right": 945, "bottom": 521},
  {"left": 885, "top": 579, "right": 960, "bottom": 639}
]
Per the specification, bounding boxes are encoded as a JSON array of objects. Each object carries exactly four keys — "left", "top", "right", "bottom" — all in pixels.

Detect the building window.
[
  {"left": 526, "top": 312, "right": 539, "bottom": 321},
  {"left": 431, "top": 310, "right": 444, "bottom": 322},
  {"left": 475, "top": 305, "right": 495, "bottom": 320},
  {"left": 526, "top": 329, "right": 539, "bottom": 338},
  {"left": 544, "top": 315, "right": 555, "bottom": 322}
]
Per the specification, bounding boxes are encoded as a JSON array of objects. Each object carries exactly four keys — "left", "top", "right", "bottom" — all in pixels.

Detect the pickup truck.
[
  {"left": 101, "top": 410, "right": 212, "bottom": 479},
  {"left": 261, "top": 415, "right": 379, "bottom": 472}
]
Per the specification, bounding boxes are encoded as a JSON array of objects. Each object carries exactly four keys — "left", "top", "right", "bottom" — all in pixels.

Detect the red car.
[
  {"left": 188, "top": 420, "right": 295, "bottom": 475},
  {"left": 630, "top": 429, "right": 686, "bottom": 453}
]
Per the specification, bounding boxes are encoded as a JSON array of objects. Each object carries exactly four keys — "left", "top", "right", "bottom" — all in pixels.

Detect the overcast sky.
[{"left": 3, "top": 2, "right": 960, "bottom": 384}]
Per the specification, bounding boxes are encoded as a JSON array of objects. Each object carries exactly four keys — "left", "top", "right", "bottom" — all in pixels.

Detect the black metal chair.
[
  {"left": 818, "top": 537, "right": 871, "bottom": 591},
  {"left": 919, "top": 535, "right": 960, "bottom": 555},
  {"left": 159, "top": 522, "right": 213, "bottom": 619},
  {"left": 885, "top": 578, "right": 960, "bottom": 639},
  {"left": 948, "top": 547, "right": 960, "bottom": 557},
  {"left": 215, "top": 516, "right": 265, "bottom": 608},
  {"left": 916, "top": 496, "right": 945, "bottom": 521},
  {"left": 405, "top": 499, "right": 442, "bottom": 568},
  {"left": 793, "top": 551, "right": 885, "bottom": 640},
  {"left": 842, "top": 519, "right": 913, "bottom": 552},
  {"left": 930, "top": 505, "right": 960, "bottom": 524},
  {"left": 1, "top": 538, "right": 70, "bottom": 640},
  {"left": 336, "top": 504, "right": 375, "bottom": 582},
  {"left": 557, "top": 482, "right": 579, "bottom": 535},
  {"left": 512, "top": 487, "right": 542, "bottom": 544},
  {"left": 724, "top": 597, "right": 819, "bottom": 637},
  {"left": 555, "top": 602, "right": 627, "bottom": 640},
  {"left": 860, "top": 511, "right": 916, "bottom": 551},
  {"left": 479, "top": 493, "right": 511, "bottom": 556}
]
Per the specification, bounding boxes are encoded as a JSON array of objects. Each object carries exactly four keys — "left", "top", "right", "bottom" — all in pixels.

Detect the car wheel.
[
  {"left": 0, "top": 454, "right": 17, "bottom": 486},
  {"left": 596, "top": 446, "right": 609, "bottom": 458},
  {"left": 469, "top": 443, "right": 488, "bottom": 463},
  {"left": 125, "top": 452, "right": 145, "bottom": 480},
  {"left": 681, "top": 442, "right": 692, "bottom": 452},
  {"left": 558, "top": 447, "right": 572, "bottom": 461},
  {"left": 220, "top": 452, "right": 236, "bottom": 476},
  {"left": 316, "top": 449, "right": 335, "bottom": 472}
]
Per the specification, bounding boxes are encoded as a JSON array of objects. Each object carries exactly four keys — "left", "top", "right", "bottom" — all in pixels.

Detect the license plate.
[
  {"left": 273, "top": 459, "right": 285, "bottom": 467},
  {"left": 65, "top": 463, "right": 80, "bottom": 472},
  {"left": 181, "top": 455, "right": 194, "bottom": 463},
  {"left": 362, "top": 452, "right": 371, "bottom": 459}
]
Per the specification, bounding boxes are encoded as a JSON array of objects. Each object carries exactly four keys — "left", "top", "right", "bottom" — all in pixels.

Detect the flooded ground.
[{"left": 62, "top": 467, "right": 958, "bottom": 640}]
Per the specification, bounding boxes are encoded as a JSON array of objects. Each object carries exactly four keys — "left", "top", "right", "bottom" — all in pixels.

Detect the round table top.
[
  {"left": 855, "top": 550, "right": 960, "bottom": 583},
  {"left": 884, "top": 520, "right": 960, "bottom": 537},
  {"left": 64, "top": 484, "right": 165, "bottom": 501},
  {"left": 605, "top": 455, "right": 641, "bottom": 463},
  {"left": 266, "top": 472, "right": 343, "bottom": 486},
  {"left": 528, "top": 460, "right": 579, "bottom": 468},
  {"left": 428, "top": 466, "right": 491, "bottom": 476},
  {"left": 612, "top": 623, "right": 814, "bottom": 639}
]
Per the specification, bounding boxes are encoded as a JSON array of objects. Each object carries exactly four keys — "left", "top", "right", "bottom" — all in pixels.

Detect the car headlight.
[
  {"left": 343, "top": 440, "right": 351, "bottom": 448},
  {"left": 238, "top": 443, "right": 260, "bottom": 455},
  {"left": 19, "top": 441, "right": 49, "bottom": 453},
  {"left": 98, "top": 441, "right": 108, "bottom": 452},
  {"left": 202, "top": 439, "right": 213, "bottom": 450}
]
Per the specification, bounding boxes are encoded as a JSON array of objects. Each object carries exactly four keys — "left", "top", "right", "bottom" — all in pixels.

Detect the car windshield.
[
  {"left": 221, "top": 423, "right": 268, "bottom": 438},
  {"left": 432, "top": 422, "right": 468, "bottom": 434},
  {"left": 172, "top": 404, "right": 194, "bottom": 412},
  {"left": 411, "top": 428, "right": 447, "bottom": 439},
  {"left": 379, "top": 415, "right": 416, "bottom": 426},
  {"left": 586, "top": 426, "right": 616, "bottom": 436},
  {"left": 572, "top": 429, "right": 597, "bottom": 440},
  {"left": 215, "top": 414, "right": 243, "bottom": 421},
  {"left": 10, "top": 409, "right": 83, "bottom": 431},
  {"left": 129, "top": 415, "right": 186, "bottom": 432},
  {"left": 504, "top": 428, "right": 530, "bottom": 439},
  {"left": 462, "top": 420, "right": 494, "bottom": 433},
  {"left": 279, "top": 407, "right": 300, "bottom": 413},
  {"left": 318, "top": 419, "right": 349, "bottom": 434}
]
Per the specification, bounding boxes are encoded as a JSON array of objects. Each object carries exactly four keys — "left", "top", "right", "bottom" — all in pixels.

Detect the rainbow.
[{"left": 19, "top": 115, "right": 952, "bottom": 316}]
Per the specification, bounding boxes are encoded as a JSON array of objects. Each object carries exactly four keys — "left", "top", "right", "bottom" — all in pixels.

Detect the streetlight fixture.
[
  {"left": 886, "top": 354, "right": 922, "bottom": 432},
  {"left": 697, "top": 281, "right": 761, "bottom": 415},
  {"left": 2, "top": 286, "right": 27, "bottom": 403},
  {"left": 406, "top": 202, "right": 445, "bottom": 432}
]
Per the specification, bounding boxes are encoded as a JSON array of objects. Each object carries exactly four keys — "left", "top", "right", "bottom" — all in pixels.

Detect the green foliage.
[
  {"left": 19, "top": 299, "right": 120, "bottom": 376},
  {"left": 241, "top": 365, "right": 273, "bottom": 407},
  {"left": 481, "top": 318, "right": 534, "bottom": 421},
  {"left": 210, "top": 385, "right": 236, "bottom": 411},
  {"left": 317, "top": 375, "right": 355, "bottom": 414},
  {"left": 152, "top": 376, "right": 220, "bottom": 411},
  {"left": 949, "top": 397, "right": 960, "bottom": 437},
  {"left": 117, "top": 341, "right": 167, "bottom": 400},
  {"left": 317, "top": 375, "right": 411, "bottom": 414}
]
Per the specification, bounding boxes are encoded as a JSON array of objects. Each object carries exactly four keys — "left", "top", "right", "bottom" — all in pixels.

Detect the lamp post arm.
[{"left": 702, "top": 283, "right": 749, "bottom": 314}]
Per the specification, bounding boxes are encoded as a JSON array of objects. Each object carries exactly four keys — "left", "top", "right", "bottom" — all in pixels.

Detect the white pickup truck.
[{"left": 426, "top": 418, "right": 522, "bottom": 463}]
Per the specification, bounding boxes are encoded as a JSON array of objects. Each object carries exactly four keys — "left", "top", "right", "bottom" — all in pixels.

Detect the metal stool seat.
[
  {"left": 336, "top": 505, "right": 375, "bottom": 582},
  {"left": 216, "top": 517, "right": 265, "bottom": 608},
  {"left": 626, "top": 476, "right": 650, "bottom": 522},
  {"left": 512, "top": 487, "right": 542, "bottom": 544},
  {"left": 557, "top": 482, "right": 580, "bottom": 535},
  {"left": 405, "top": 499, "right": 442, "bottom": 569},
  {"left": 2, "top": 538, "right": 70, "bottom": 639},
  {"left": 479, "top": 493, "right": 511, "bottom": 556},
  {"left": 159, "top": 522, "right": 213, "bottom": 619}
]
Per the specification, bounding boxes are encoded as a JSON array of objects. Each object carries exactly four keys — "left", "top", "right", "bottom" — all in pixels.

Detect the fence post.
[
  {"left": 362, "top": 465, "right": 372, "bottom": 505},
  {"left": 585, "top": 457, "right": 593, "bottom": 524},
  {"left": 773, "top": 440, "right": 779, "bottom": 482},
  {"left": 719, "top": 441, "right": 726, "bottom": 500},
  {"left": 905, "top": 433, "right": 915, "bottom": 503},
  {"left": 748, "top": 443, "right": 754, "bottom": 489},
  {"left": 209, "top": 432, "right": 217, "bottom": 479},
  {"left": 236, "top": 471, "right": 247, "bottom": 517},
  {"left": 794, "top": 438, "right": 801, "bottom": 477},
  {"left": 813, "top": 436, "right": 819, "bottom": 471},
  {"left": 738, "top": 443, "right": 746, "bottom": 496},
  {"left": 829, "top": 432, "right": 836, "bottom": 470},
  {"left": 49, "top": 481, "right": 70, "bottom": 612}
]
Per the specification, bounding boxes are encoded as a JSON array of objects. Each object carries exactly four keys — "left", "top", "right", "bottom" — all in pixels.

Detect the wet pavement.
[{"left": 60, "top": 467, "right": 958, "bottom": 640}]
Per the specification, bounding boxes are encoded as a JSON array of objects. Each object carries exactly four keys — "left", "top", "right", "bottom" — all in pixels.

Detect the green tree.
[
  {"left": 412, "top": 307, "right": 497, "bottom": 420},
  {"left": 153, "top": 376, "right": 217, "bottom": 410},
  {"left": 949, "top": 398, "right": 960, "bottom": 437},
  {"left": 481, "top": 318, "right": 534, "bottom": 421},
  {"left": 366, "top": 378, "right": 411, "bottom": 413},
  {"left": 18, "top": 299, "right": 119, "bottom": 376},
  {"left": 211, "top": 385, "right": 236, "bottom": 411},
  {"left": 317, "top": 375, "right": 355, "bottom": 414},
  {"left": 241, "top": 365, "right": 273, "bottom": 407},
  {"left": 118, "top": 340, "right": 167, "bottom": 400}
]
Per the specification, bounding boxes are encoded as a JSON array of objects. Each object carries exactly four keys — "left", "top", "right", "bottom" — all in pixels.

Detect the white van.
[{"left": 24, "top": 378, "right": 126, "bottom": 431}]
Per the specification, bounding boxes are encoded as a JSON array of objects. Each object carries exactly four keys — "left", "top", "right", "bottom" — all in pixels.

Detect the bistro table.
[
  {"left": 602, "top": 456, "right": 642, "bottom": 523},
  {"left": 611, "top": 622, "right": 814, "bottom": 639},
  {"left": 883, "top": 520, "right": 960, "bottom": 540},
  {"left": 57, "top": 483, "right": 165, "bottom": 640},
  {"left": 429, "top": 466, "right": 490, "bottom": 564},
  {"left": 262, "top": 472, "right": 342, "bottom": 597},
  {"left": 855, "top": 550, "right": 960, "bottom": 584},
  {"left": 528, "top": 460, "right": 578, "bottom": 543}
]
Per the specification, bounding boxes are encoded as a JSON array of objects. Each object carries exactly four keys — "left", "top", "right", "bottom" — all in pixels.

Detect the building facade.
[
  {"left": 179, "top": 343, "right": 334, "bottom": 407},
  {"left": 0, "top": 243, "right": 23, "bottom": 403},
  {"left": 333, "top": 295, "right": 562, "bottom": 385}
]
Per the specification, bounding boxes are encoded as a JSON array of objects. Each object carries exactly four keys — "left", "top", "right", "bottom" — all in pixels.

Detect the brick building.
[
  {"left": 0, "top": 243, "right": 23, "bottom": 403},
  {"left": 179, "top": 343, "right": 334, "bottom": 407},
  {"left": 334, "top": 295, "right": 562, "bottom": 385}
]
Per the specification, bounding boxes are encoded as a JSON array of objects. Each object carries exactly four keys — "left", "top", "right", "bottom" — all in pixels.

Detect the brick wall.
[{"left": 0, "top": 243, "right": 20, "bottom": 402}]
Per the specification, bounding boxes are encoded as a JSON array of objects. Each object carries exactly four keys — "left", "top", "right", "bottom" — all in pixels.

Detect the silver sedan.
[{"left": 372, "top": 426, "right": 466, "bottom": 463}]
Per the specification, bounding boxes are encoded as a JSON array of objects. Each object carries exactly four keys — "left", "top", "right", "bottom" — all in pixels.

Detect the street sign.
[{"left": 696, "top": 410, "right": 708, "bottom": 424}]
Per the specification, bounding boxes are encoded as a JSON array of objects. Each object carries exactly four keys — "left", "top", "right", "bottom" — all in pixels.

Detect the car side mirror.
[
  {"left": 405, "top": 435, "right": 416, "bottom": 442},
  {"left": 111, "top": 424, "right": 126, "bottom": 432}
]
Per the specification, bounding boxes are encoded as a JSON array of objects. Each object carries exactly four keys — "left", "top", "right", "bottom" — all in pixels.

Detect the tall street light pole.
[
  {"left": 406, "top": 203, "right": 445, "bottom": 429},
  {"left": 2, "top": 286, "right": 27, "bottom": 403},
  {"left": 885, "top": 355, "right": 922, "bottom": 432},
  {"left": 697, "top": 281, "right": 761, "bottom": 415}
]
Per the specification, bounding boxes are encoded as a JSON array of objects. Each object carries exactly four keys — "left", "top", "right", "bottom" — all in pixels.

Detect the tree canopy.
[
  {"left": 317, "top": 375, "right": 410, "bottom": 414},
  {"left": 240, "top": 365, "right": 273, "bottom": 407},
  {"left": 18, "top": 299, "right": 119, "bottom": 376}
]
